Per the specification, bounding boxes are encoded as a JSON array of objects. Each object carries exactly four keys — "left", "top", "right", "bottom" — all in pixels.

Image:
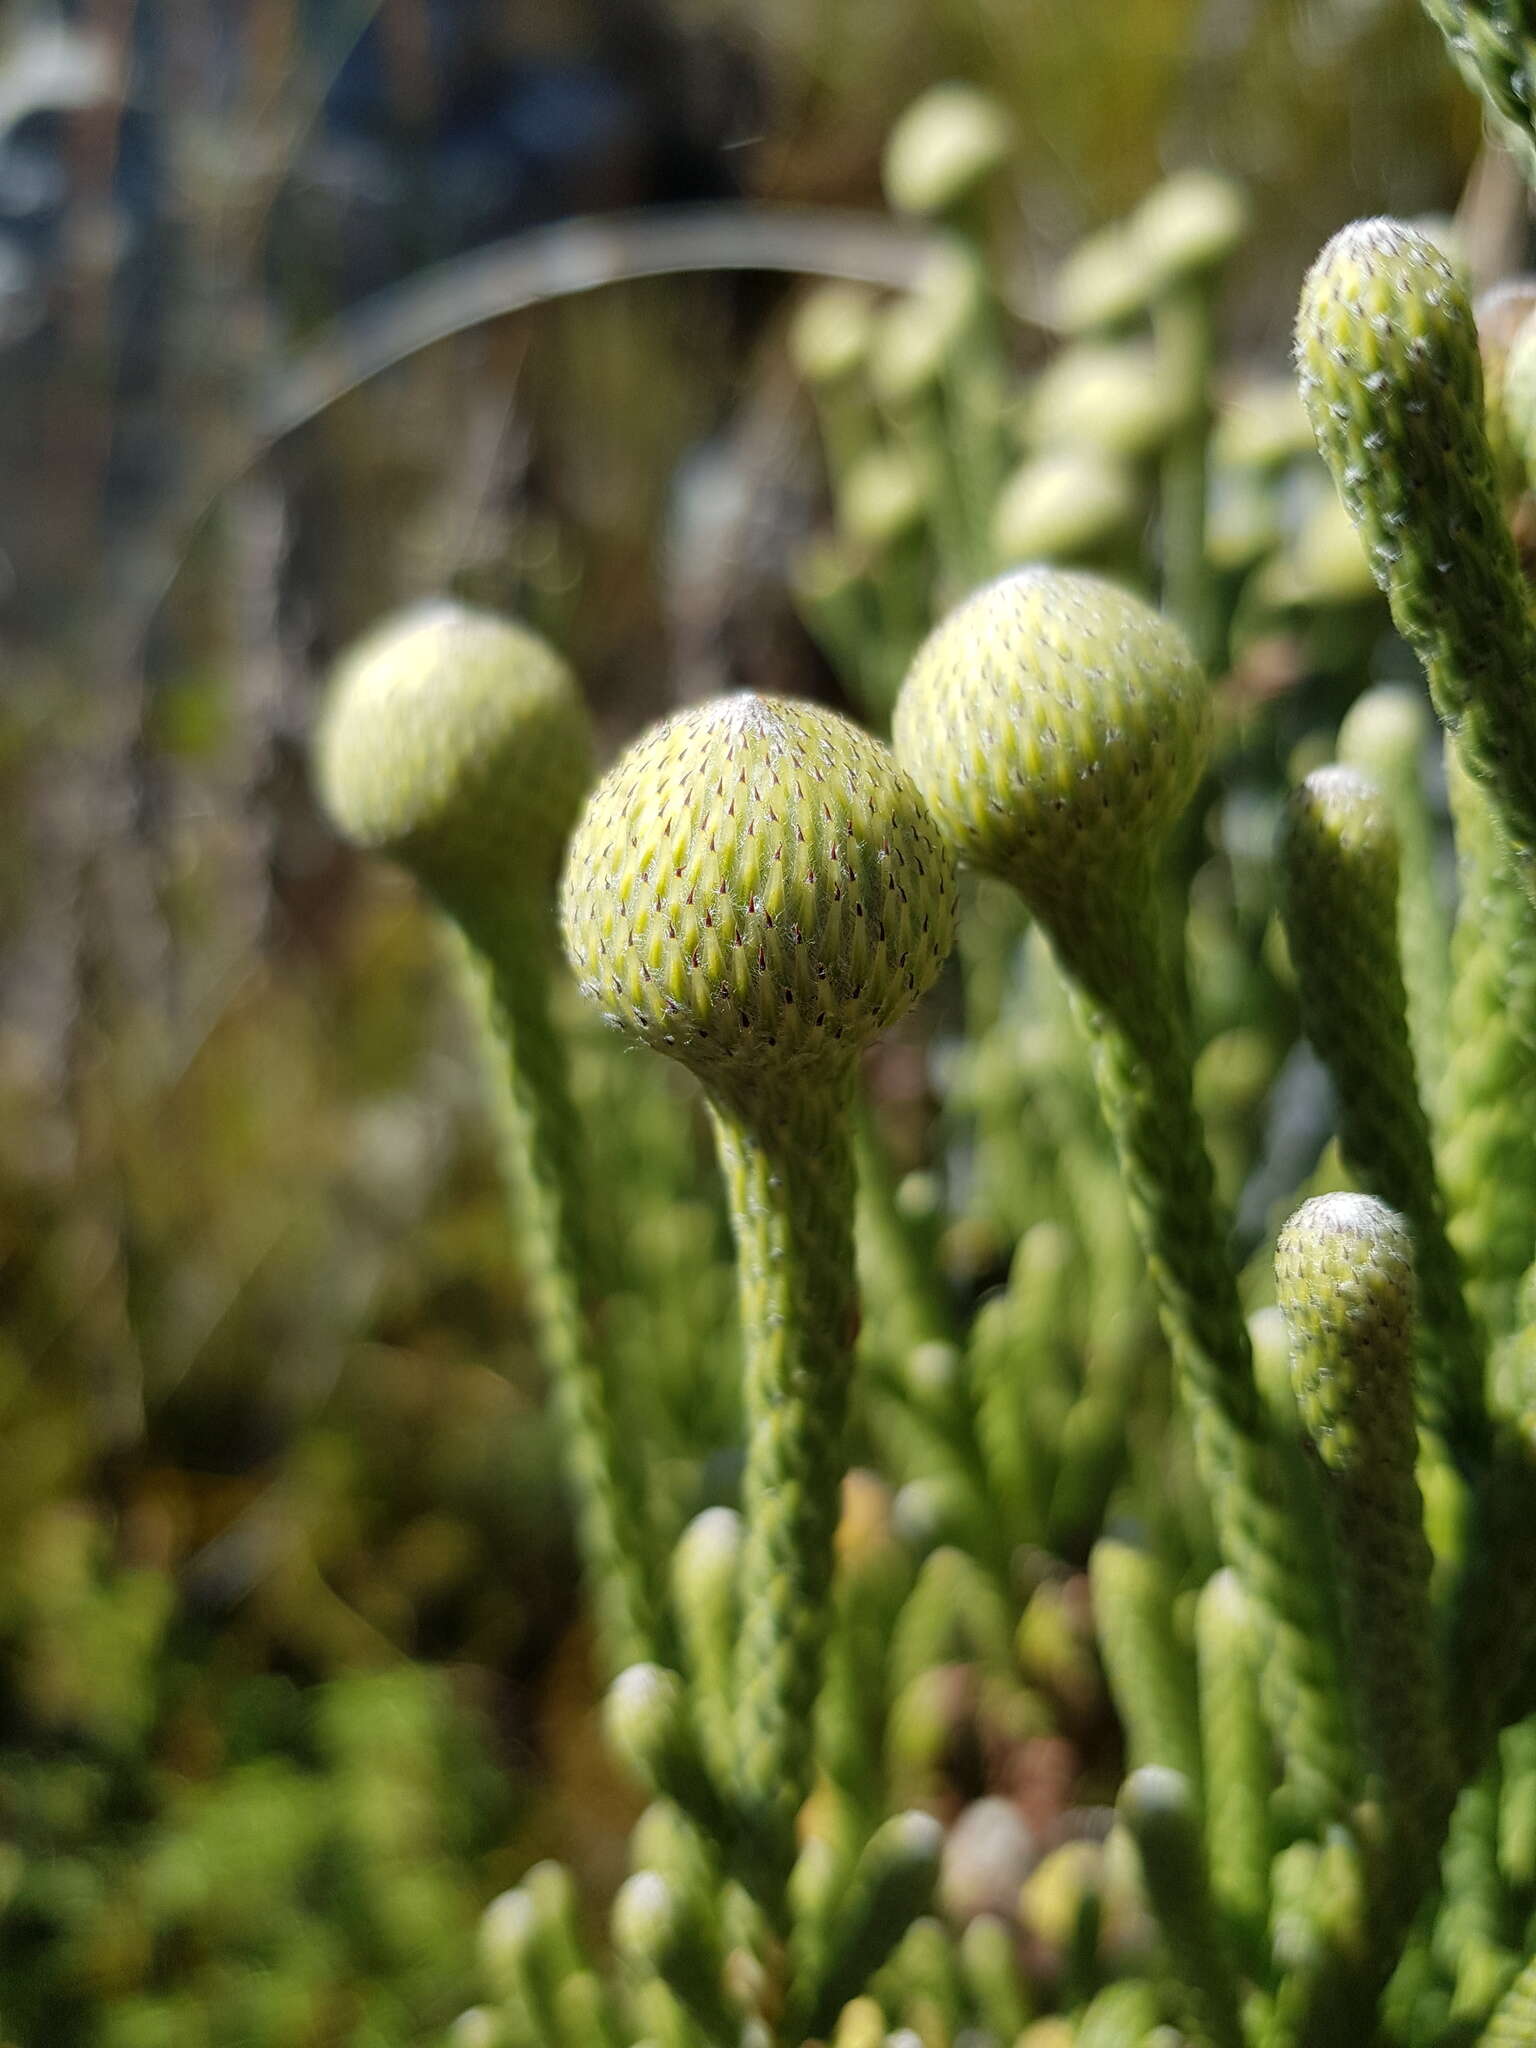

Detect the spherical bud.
[
  {"left": 314, "top": 601, "right": 592, "bottom": 905},
  {"left": 561, "top": 695, "right": 955, "bottom": 1092},
  {"left": 882, "top": 84, "right": 1014, "bottom": 219},
  {"left": 1211, "top": 378, "right": 1312, "bottom": 473},
  {"left": 991, "top": 450, "right": 1137, "bottom": 567},
  {"left": 790, "top": 282, "right": 877, "bottom": 389},
  {"left": 893, "top": 568, "right": 1211, "bottom": 912},
  {"left": 1026, "top": 342, "right": 1187, "bottom": 462},
  {"left": 1052, "top": 222, "right": 1151, "bottom": 335},
  {"left": 1133, "top": 170, "right": 1249, "bottom": 287},
  {"left": 841, "top": 446, "right": 928, "bottom": 551}
]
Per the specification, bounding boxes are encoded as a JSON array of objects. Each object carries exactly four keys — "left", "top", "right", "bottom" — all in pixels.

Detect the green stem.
[
  {"left": 710, "top": 1078, "right": 859, "bottom": 1922},
  {"left": 1053, "top": 881, "right": 1353, "bottom": 1830},
  {"left": 455, "top": 909, "right": 658, "bottom": 1677},
  {"left": 1441, "top": 749, "right": 1536, "bottom": 1348},
  {"left": 1278, "top": 767, "right": 1489, "bottom": 1469}
]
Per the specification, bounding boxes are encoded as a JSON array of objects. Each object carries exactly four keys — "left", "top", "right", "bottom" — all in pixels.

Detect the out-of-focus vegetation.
[{"left": 0, "top": 2, "right": 1508, "bottom": 2042}]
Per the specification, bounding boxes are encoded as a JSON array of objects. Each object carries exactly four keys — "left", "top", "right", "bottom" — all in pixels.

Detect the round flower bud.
[
  {"left": 1025, "top": 342, "right": 1187, "bottom": 462},
  {"left": 1052, "top": 222, "right": 1153, "bottom": 335},
  {"left": 561, "top": 695, "right": 955, "bottom": 1090},
  {"left": 882, "top": 83, "right": 1014, "bottom": 219},
  {"left": 314, "top": 600, "right": 592, "bottom": 903},
  {"left": 790, "top": 282, "right": 877, "bottom": 389},
  {"left": 1134, "top": 169, "right": 1249, "bottom": 288},
  {"left": 892, "top": 568, "right": 1211, "bottom": 911},
  {"left": 991, "top": 449, "right": 1137, "bottom": 566}
]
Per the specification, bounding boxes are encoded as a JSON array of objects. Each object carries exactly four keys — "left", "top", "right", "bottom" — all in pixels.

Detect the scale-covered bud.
[
  {"left": 1275, "top": 1193, "right": 1416, "bottom": 1473},
  {"left": 1279, "top": 765, "right": 1398, "bottom": 952},
  {"left": 882, "top": 83, "right": 1014, "bottom": 219},
  {"left": 892, "top": 567, "right": 1211, "bottom": 911},
  {"left": 1296, "top": 219, "right": 1484, "bottom": 602},
  {"left": 562, "top": 695, "right": 954, "bottom": 1089},
  {"left": 314, "top": 601, "right": 592, "bottom": 904},
  {"left": 1297, "top": 220, "right": 1536, "bottom": 895}
]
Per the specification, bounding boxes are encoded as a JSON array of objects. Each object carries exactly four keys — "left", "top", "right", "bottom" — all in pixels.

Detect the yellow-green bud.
[
  {"left": 1134, "top": 171, "right": 1249, "bottom": 288},
  {"left": 991, "top": 449, "right": 1138, "bottom": 565},
  {"left": 790, "top": 282, "right": 878, "bottom": 389},
  {"left": 1025, "top": 343, "right": 1186, "bottom": 462},
  {"left": 841, "top": 446, "right": 928, "bottom": 551},
  {"left": 561, "top": 695, "right": 955, "bottom": 1092},
  {"left": 1275, "top": 1191, "right": 1416, "bottom": 1474},
  {"left": 881, "top": 83, "right": 1014, "bottom": 219},
  {"left": 1053, "top": 222, "right": 1151, "bottom": 335},
  {"left": 314, "top": 601, "right": 591, "bottom": 906},
  {"left": 892, "top": 568, "right": 1211, "bottom": 913}
]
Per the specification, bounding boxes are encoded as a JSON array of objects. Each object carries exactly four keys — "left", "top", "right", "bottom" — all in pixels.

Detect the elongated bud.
[
  {"left": 795, "top": 1810, "right": 945, "bottom": 2036},
  {"left": 1296, "top": 219, "right": 1536, "bottom": 900},
  {"left": 1276, "top": 1193, "right": 1451, "bottom": 1915},
  {"left": 602, "top": 1665, "right": 728, "bottom": 1839},
  {"left": 1118, "top": 1767, "right": 1244, "bottom": 2048},
  {"left": 1278, "top": 766, "right": 1484, "bottom": 1457},
  {"left": 1090, "top": 1539, "right": 1202, "bottom": 1790},
  {"left": 562, "top": 695, "right": 954, "bottom": 1100},
  {"left": 612, "top": 1871, "right": 736, "bottom": 2041}
]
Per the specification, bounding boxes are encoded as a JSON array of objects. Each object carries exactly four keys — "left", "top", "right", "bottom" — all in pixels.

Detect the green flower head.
[
  {"left": 561, "top": 695, "right": 955, "bottom": 1087},
  {"left": 892, "top": 567, "right": 1211, "bottom": 911}
]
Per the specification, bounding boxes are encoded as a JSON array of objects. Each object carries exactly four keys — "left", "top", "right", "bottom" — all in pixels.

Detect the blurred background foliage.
[{"left": 0, "top": 1, "right": 1493, "bottom": 2041}]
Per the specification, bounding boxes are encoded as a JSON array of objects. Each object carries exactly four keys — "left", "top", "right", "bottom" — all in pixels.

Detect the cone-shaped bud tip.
[
  {"left": 882, "top": 83, "right": 1014, "bottom": 218},
  {"left": 1278, "top": 765, "right": 1398, "bottom": 931},
  {"left": 603, "top": 1662, "right": 687, "bottom": 1779},
  {"left": 892, "top": 568, "right": 1211, "bottom": 908},
  {"left": 1117, "top": 1763, "right": 1202, "bottom": 1867},
  {"left": 1275, "top": 1192, "right": 1416, "bottom": 1471},
  {"left": 611, "top": 1870, "right": 679, "bottom": 1962},
  {"left": 1295, "top": 220, "right": 1481, "bottom": 587},
  {"left": 314, "top": 601, "right": 592, "bottom": 901},
  {"left": 561, "top": 695, "right": 955, "bottom": 1087}
]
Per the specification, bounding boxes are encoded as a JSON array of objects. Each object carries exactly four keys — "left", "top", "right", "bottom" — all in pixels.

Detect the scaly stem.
[
  {"left": 1279, "top": 767, "right": 1489, "bottom": 1470},
  {"left": 1050, "top": 879, "right": 1354, "bottom": 1830},
  {"left": 710, "top": 1077, "right": 859, "bottom": 1924},
  {"left": 455, "top": 906, "right": 659, "bottom": 1678},
  {"left": 1277, "top": 1196, "right": 1453, "bottom": 1940},
  {"left": 1441, "top": 749, "right": 1536, "bottom": 1348}
]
